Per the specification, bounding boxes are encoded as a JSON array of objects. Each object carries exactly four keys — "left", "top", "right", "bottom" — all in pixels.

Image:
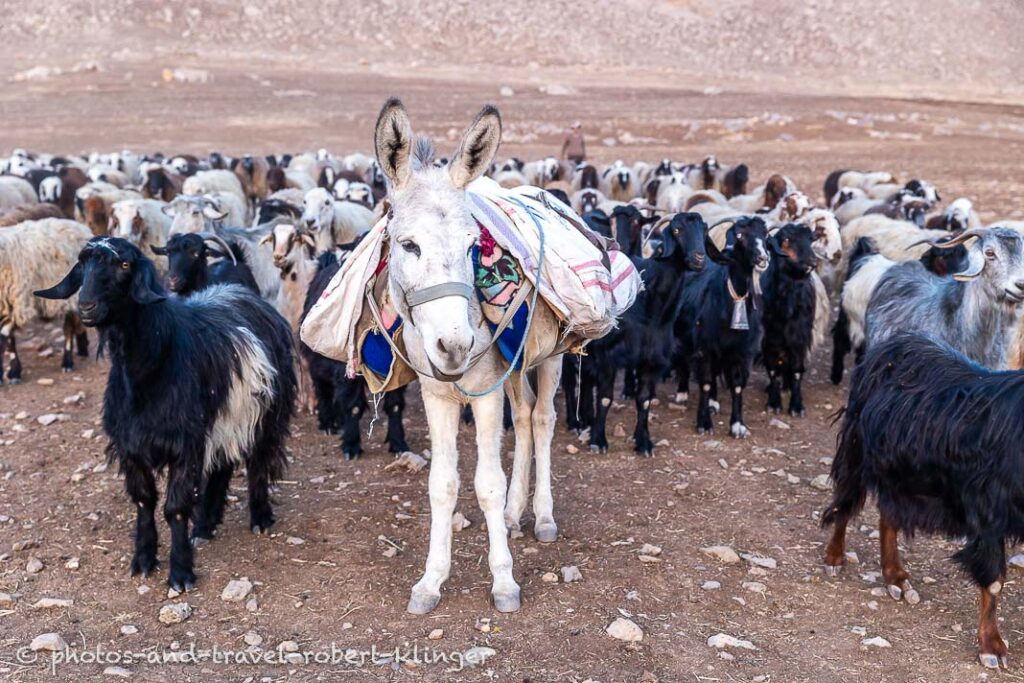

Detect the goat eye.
[
  {"left": 120, "top": 261, "right": 130, "bottom": 270},
  {"left": 400, "top": 240, "right": 421, "bottom": 257},
  {"left": 985, "top": 248, "right": 997, "bottom": 259}
]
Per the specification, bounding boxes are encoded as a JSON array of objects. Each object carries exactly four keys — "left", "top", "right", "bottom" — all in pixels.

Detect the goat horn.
[
  {"left": 708, "top": 217, "right": 740, "bottom": 230},
  {"left": 198, "top": 232, "right": 237, "bottom": 266},
  {"left": 931, "top": 227, "right": 987, "bottom": 249}
]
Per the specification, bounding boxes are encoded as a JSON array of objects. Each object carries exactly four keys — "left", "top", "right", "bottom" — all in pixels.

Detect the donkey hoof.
[
  {"left": 824, "top": 564, "right": 842, "bottom": 577},
  {"left": 407, "top": 590, "right": 441, "bottom": 615},
  {"left": 492, "top": 587, "right": 521, "bottom": 613},
  {"left": 534, "top": 522, "right": 558, "bottom": 544}
]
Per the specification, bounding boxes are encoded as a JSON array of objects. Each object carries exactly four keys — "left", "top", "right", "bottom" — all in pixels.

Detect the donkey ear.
[
  {"left": 449, "top": 105, "right": 502, "bottom": 190},
  {"left": 35, "top": 262, "right": 84, "bottom": 300},
  {"left": 374, "top": 98, "right": 414, "bottom": 192}
]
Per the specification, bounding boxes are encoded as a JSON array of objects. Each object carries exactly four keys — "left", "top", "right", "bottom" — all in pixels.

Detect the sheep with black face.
[{"left": 35, "top": 237, "right": 295, "bottom": 591}]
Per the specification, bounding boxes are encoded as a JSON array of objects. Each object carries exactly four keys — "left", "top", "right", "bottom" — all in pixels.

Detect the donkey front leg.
[
  {"left": 408, "top": 393, "right": 462, "bottom": 615},
  {"left": 531, "top": 356, "right": 561, "bottom": 543},
  {"left": 504, "top": 372, "right": 535, "bottom": 534},
  {"left": 472, "top": 389, "right": 520, "bottom": 611}
]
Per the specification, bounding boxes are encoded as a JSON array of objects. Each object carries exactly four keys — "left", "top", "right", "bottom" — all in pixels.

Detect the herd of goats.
[{"left": 1, "top": 102, "right": 1024, "bottom": 667}]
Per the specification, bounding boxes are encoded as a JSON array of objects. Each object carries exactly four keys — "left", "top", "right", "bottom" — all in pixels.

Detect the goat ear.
[
  {"left": 449, "top": 105, "right": 502, "bottom": 190},
  {"left": 161, "top": 204, "right": 175, "bottom": 216},
  {"left": 374, "top": 98, "right": 414, "bottom": 192},
  {"left": 129, "top": 262, "right": 166, "bottom": 305},
  {"left": 258, "top": 233, "right": 274, "bottom": 247},
  {"left": 704, "top": 232, "right": 733, "bottom": 265},
  {"left": 150, "top": 244, "right": 168, "bottom": 256},
  {"left": 300, "top": 233, "right": 317, "bottom": 250},
  {"left": 34, "top": 262, "right": 83, "bottom": 300}
]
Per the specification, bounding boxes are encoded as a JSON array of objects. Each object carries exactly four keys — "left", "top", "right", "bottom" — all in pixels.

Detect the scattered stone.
[
  {"left": 655, "top": 439, "right": 670, "bottom": 447},
  {"left": 702, "top": 545, "right": 740, "bottom": 564},
  {"left": 63, "top": 392, "right": 85, "bottom": 405},
  {"left": 82, "top": 429, "right": 96, "bottom": 439},
  {"left": 104, "top": 666, "right": 132, "bottom": 678},
  {"left": 639, "top": 543, "right": 662, "bottom": 556},
  {"left": 308, "top": 476, "right": 325, "bottom": 485},
  {"left": 245, "top": 598, "right": 258, "bottom": 612},
  {"left": 32, "top": 597, "right": 73, "bottom": 609},
  {"left": 922, "top": 576, "right": 937, "bottom": 585},
  {"left": 810, "top": 474, "right": 831, "bottom": 491},
  {"left": 606, "top": 617, "right": 643, "bottom": 642},
  {"left": 14, "top": 411, "right": 29, "bottom": 420},
  {"left": 221, "top": 578, "right": 253, "bottom": 602},
  {"left": 768, "top": 418, "right": 790, "bottom": 430},
  {"left": 566, "top": 444, "right": 580, "bottom": 454},
  {"left": 37, "top": 413, "right": 66, "bottom": 426},
  {"left": 278, "top": 640, "right": 299, "bottom": 653},
  {"left": 451, "top": 512, "right": 471, "bottom": 532},
  {"left": 742, "top": 581, "right": 767, "bottom": 593},
  {"left": 844, "top": 551, "right": 859, "bottom": 565},
  {"left": 383, "top": 451, "right": 429, "bottom": 473},
  {"left": 65, "top": 557, "right": 80, "bottom": 570},
  {"left": 382, "top": 546, "right": 398, "bottom": 558},
  {"left": 26, "top": 556, "right": 44, "bottom": 573},
  {"left": 158, "top": 603, "right": 192, "bottom": 624},
  {"left": 718, "top": 458, "right": 729, "bottom": 469},
  {"left": 166, "top": 587, "right": 180, "bottom": 599},
  {"left": 463, "top": 646, "right": 497, "bottom": 667},
  {"left": 475, "top": 617, "right": 492, "bottom": 633},
  {"left": 851, "top": 626, "right": 867, "bottom": 636},
  {"left": 638, "top": 554, "right": 662, "bottom": 564},
  {"left": 613, "top": 423, "right": 626, "bottom": 438},
  {"left": 243, "top": 631, "right": 263, "bottom": 646},
  {"left": 0, "top": 592, "right": 16, "bottom": 605},
  {"left": 428, "top": 628, "right": 444, "bottom": 641},
  {"left": 707, "top": 633, "right": 757, "bottom": 650},
  {"left": 13, "top": 540, "right": 36, "bottom": 552},
  {"left": 120, "top": 625, "right": 138, "bottom": 636},
  {"left": 866, "top": 600, "right": 879, "bottom": 611},
  {"left": 741, "top": 554, "right": 777, "bottom": 570},
  {"left": 36, "top": 377, "right": 55, "bottom": 386},
  {"left": 641, "top": 671, "right": 659, "bottom": 683},
  {"left": 541, "top": 572, "right": 559, "bottom": 583},
  {"left": 862, "top": 636, "right": 891, "bottom": 648},
  {"left": 499, "top": 86, "right": 514, "bottom": 97},
  {"left": 702, "top": 580, "right": 721, "bottom": 591},
  {"left": 30, "top": 633, "right": 68, "bottom": 652},
  {"left": 561, "top": 565, "right": 582, "bottom": 583},
  {"left": 703, "top": 440, "right": 722, "bottom": 449},
  {"left": 1009, "top": 554, "right": 1024, "bottom": 569},
  {"left": 136, "top": 585, "right": 150, "bottom": 596}
]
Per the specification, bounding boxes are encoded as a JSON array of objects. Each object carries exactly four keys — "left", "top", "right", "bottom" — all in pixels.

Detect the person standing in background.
[{"left": 561, "top": 121, "right": 586, "bottom": 164}]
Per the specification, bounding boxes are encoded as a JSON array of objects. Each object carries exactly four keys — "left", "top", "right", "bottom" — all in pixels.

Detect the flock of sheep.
[{"left": 2, "top": 142, "right": 1024, "bottom": 667}]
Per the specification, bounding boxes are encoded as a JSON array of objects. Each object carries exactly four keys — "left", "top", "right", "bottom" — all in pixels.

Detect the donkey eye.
[{"left": 400, "top": 240, "right": 421, "bottom": 257}]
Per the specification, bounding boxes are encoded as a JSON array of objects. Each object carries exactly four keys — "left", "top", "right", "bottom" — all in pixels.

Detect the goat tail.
[{"left": 820, "top": 410, "right": 867, "bottom": 529}]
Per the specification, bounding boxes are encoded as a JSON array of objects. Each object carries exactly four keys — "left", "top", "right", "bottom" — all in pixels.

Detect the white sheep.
[
  {"left": 108, "top": 199, "right": 173, "bottom": 271},
  {"left": 183, "top": 170, "right": 248, "bottom": 221},
  {"left": 0, "top": 176, "right": 38, "bottom": 210},
  {"left": 570, "top": 188, "right": 606, "bottom": 216},
  {"left": 728, "top": 174, "right": 795, "bottom": 213},
  {"left": 654, "top": 172, "right": 693, "bottom": 212},
  {"left": 0, "top": 218, "right": 93, "bottom": 380},
  {"left": 599, "top": 161, "right": 639, "bottom": 201},
  {"left": 301, "top": 187, "right": 374, "bottom": 253}
]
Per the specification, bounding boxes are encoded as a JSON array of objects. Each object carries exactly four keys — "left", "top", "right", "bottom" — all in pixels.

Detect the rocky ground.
[{"left": 2, "top": 3, "right": 1024, "bottom": 681}]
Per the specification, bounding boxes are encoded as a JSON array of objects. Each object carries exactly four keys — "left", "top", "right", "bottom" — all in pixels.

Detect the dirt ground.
[{"left": 2, "top": 57, "right": 1024, "bottom": 683}]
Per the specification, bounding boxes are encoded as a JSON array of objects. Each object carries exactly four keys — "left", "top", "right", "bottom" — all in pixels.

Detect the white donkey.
[{"left": 373, "top": 99, "right": 564, "bottom": 614}]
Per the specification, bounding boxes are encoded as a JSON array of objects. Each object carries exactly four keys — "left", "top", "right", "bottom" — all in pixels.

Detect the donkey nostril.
[{"left": 436, "top": 339, "right": 448, "bottom": 355}]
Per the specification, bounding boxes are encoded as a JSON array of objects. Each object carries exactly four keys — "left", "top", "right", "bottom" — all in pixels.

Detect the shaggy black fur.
[
  {"left": 34, "top": 237, "right": 295, "bottom": 592},
  {"left": 676, "top": 216, "right": 770, "bottom": 437},
  {"left": 575, "top": 212, "right": 707, "bottom": 456},
  {"left": 151, "top": 234, "right": 258, "bottom": 296},
  {"left": 300, "top": 253, "right": 409, "bottom": 459},
  {"left": 760, "top": 224, "right": 818, "bottom": 416}
]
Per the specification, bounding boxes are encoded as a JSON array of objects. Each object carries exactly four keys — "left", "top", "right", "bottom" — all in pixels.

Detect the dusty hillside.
[{"left": 2, "top": 0, "right": 1022, "bottom": 102}]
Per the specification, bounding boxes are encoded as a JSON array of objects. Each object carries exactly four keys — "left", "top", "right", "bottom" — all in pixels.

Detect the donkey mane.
[{"left": 413, "top": 136, "right": 435, "bottom": 171}]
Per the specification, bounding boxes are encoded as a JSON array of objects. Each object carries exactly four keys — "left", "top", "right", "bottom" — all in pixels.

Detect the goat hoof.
[
  {"left": 8, "top": 378, "right": 21, "bottom": 385},
  {"left": 407, "top": 590, "right": 441, "bottom": 615},
  {"left": 534, "top": 522, "right": 558, "bottom": 544},
  {"left": 130, "top": 554, "right": 158, "bottom": 577},
  {"left": 979, "top": 654, "right": 1003, "bottom": 670},
  {"left": 344, "top": 450, "right": 362, "bottom": 461},
  {"left": 824, "top": 563, "right": 842, "bottom": 577},
  {"left": 492, "top": 587, "right": 522, "bottom": 613},
  {"left": 190, "top": 536, "right": 210, "bottom": 548},
  {"left": 730, "top": 423, "right": 750, "bottom": 439},
  {"left": 790, "top": 409, "right": 806, "bottom": 418},
  {"left": 62, "top": 367, "right": 73, "bottom": 374},
  {"left": 168, "top": 570, "right": 197, "bottom": 593}
]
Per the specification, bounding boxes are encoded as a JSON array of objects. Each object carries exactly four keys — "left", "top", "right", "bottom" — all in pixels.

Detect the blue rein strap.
[{"left": 455, "top": 194, "right": 546, "bottom": 398}]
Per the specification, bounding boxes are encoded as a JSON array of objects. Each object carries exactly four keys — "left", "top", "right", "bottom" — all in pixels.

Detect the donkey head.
[{"left": 373, "top": 98, "right": 502, "bottom": 378}]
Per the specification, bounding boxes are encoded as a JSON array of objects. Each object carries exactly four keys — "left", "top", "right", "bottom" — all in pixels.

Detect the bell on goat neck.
[{"left": 730, "top": 300, "right": 749, "bottom": 330}]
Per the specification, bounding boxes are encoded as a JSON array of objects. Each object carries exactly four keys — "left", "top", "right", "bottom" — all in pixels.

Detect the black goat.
[
  {"left": 300, "top": 252, "right": 410, "bottom": 459},
  {"left": 676, "top": 216, "right": 770, "bottom": 438},
  {"left": 761, "top": 224, "right": 818, "bottom": 416},
  {"left": 822, "top": 333, "right": 1024, "bottom": 669},
  {"left": 254, "top": 198, "right": 303, "bottom": 226},
  {"left": 577, "top": 212, "right": 707, "bottom": 456},
  {"left": 610, "top": 204, "right": 659, "bottom": 258},
  {"left": 35, "top": 237, "right": 295, "bottom": 591},
  {"left": 151, "top": 233, "right": 259, "bottom": 295}
]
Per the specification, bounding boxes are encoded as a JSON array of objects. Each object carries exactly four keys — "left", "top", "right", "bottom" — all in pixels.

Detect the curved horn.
[
  {"left": 931, "top": 227, "right": 987, "bottom": 249},
  {"left": 708, "top": 216, "right": 740, "bottom": 230},
  {"left": 953, "top": 258, "right": 985, "bottom": 282},
  {"left": 199, "top": 232, "right": 237, "bottom": 266}
]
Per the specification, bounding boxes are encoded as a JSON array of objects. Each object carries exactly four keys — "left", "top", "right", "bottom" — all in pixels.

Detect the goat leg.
[
  {"left": 766, "top": 367, "right": 783, "bottom": 414},
  {"left": 61, "top": 312, "right": 76, "bottom": 373},
  {"left": 632, "top": 369, "right": 656, "bottom": 457},
  {"left": 191, "top": 463, "right": 234, "bottom": 546},
  {"left": 588, "top": 363, "right": 615, "bottom": 453},
  {"left": 338, "top": 380, "right": 366, "bottom": 460},
  {"left": 6, "top": 330, "right": 21, "bottom": 383},
  {"left": 788, "top": 367, "right": 806, "bottom": 417},
  {"left": 164, "top": 462, "right": 198, "bottom": 592},
  {"left": 562, "top": 354, "right": 581, "bottom": 432},
  {"left": 125, "top": 457, "right": 159, "bottom": 578},
  {"left": 830, "top": 308, "right": 851, "bottom": 385},
  {"left": 727, "top": 367, "right": 750, "bottom": 439},
  {"left": 695, "top": 359, "right": 714, "bottom": 434},
  {"left": 978, "top": 582, "right": 1009, "bottom": 669},
  {"left": 879, "top": 514, "right": 919, "bottom": 605},
  {"left": 384, "top": 388, "right": 410, "bottom": 453}
]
